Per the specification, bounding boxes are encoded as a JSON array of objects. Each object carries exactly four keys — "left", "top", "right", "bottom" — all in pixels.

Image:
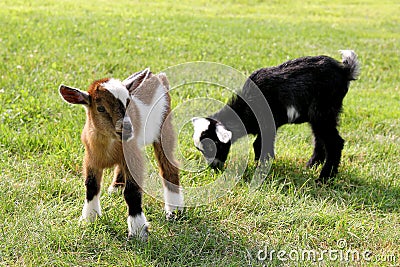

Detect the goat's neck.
[{"left": 83, "top": 118, "right": 120, "bottom": 146}]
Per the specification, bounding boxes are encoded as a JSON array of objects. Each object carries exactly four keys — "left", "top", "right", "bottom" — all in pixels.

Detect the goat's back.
[{"left": 247, "top": 56, "right": 353, "bottom": 124}]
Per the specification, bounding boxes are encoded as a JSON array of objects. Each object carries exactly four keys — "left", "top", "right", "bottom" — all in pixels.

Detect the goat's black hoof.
[
  {"left": 316, "top": 176, "right": 329, "bottom": 184},
  {"left": 317, "top": 170, "right": 337, "bottom": 184},
  {"left": 209, "top": 165, "right": 225, "bottom": 173},
  {"left": 306, "top": 160, "right": 315, "bottom": 168},
  {"left": 306, "top": 158, "right": 324, "bottom": 168}
]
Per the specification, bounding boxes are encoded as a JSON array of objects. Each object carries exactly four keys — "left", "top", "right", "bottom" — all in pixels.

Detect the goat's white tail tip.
[
  {"left": 157, "top": 72, "right": 170, "bottom": 90},
  {"left": 339, "top": 49, "right": 356, "bottom": 59},
  {"left": 339, "top": 49, "right": 360, "bottom": 80}
]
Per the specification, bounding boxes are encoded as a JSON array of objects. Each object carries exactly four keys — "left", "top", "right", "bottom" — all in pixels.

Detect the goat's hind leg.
[
  {"left": 108, "top": 165, "right": 125, "bottom": 194},
  {"left": 153, "top": 116, "right": 184, "bottom": 220},
  {"left": 312, "top": 121, "right": 344, "bottom": 182}
]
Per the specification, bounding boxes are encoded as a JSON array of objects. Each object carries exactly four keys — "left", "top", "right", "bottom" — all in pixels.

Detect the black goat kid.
[{"left": 192, "top": 50, "right": 360, "bottom": 182}]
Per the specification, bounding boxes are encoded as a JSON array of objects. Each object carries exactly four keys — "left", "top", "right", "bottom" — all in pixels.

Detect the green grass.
[{"left": 0, "top": 0, "right": 399, "bottom": 266}]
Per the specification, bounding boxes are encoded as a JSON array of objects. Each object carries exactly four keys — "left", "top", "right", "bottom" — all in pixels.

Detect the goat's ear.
[
  {"left": 59, "top": 84, "right": 90, "bottom": 105},
  {"left": 122, "top": 68, "right": 151, "bottom": 94},
  {"left": 216, "top": 124, "right": 232, "bottom": 143}
]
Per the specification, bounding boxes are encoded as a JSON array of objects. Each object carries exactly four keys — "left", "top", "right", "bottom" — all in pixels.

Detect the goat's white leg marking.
[
  {"left": 80, "top": 194, "right": 101, "bottom": 222},
  {"left": 107, "top": 185, "right": 121, "bottom": 194},
  {"left": 127, "top": 212, "right": 149, "bottom": 241},
  {"left": 287, "top": 105, "right": 299, "bottom": 123},
  {"left": 164, "top": 187, "right": 184, "bottom": 219}
]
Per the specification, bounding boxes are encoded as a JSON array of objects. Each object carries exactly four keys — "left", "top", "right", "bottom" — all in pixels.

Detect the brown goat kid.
[{"left": 59, "top": 68, "right": 183, "bottom": 241}]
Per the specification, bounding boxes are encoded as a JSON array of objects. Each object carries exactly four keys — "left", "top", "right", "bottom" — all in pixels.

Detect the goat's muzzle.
[
  {"left": 208, "top": 158, "right": 225, "bottom": 171},
  {"left": 121, "top": 116, "right": 134, "bottom": 142}
]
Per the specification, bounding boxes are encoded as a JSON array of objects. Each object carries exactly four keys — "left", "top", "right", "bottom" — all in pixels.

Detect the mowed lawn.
[{"left": 0, "top": 0, "right": 399, "bottom": 266}]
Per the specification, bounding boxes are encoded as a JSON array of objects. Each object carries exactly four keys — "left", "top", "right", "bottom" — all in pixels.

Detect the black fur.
[
  {"left": 195, "top": 51, "right": 359, "bottom": 182},
  {"left": 199, "top": 118, "right": 232, "bottom": 169},
  {"left": 85, "top": 168, "right": 100, "bottom": 201}
]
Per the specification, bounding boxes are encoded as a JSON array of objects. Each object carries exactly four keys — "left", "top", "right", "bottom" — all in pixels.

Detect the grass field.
[{"left": 0, "top": 0, "right": 399, "bottom": 266}]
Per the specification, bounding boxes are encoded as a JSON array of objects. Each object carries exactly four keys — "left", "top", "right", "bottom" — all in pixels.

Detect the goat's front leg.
[
  {"left": 81, "top": 166, "right": 103, "bottom": 222},
  {"left": 307, "top": 125, "right": 326, "bottom": 168},
  {"left": 253, "top": 134, "right": 262, "bottom": 162},
  {"left": 253, "top": 133, "right": 275, "bottom": 164},
  {"left": 123, "top": 145, "right": 149, "bottom": 241},
  {"left": 124, "top": 176, "right": 149, "bottom": 241}
]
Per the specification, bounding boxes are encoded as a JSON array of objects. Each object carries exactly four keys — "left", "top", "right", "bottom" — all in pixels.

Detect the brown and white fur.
[{"left": 59, "top": 68, "right": 184, "bottom": 241}]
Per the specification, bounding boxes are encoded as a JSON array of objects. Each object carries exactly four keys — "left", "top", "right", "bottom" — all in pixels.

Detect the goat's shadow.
[
  {"left": 242, "top": 157, "right": 400, "bottom": 213},
  {"left": 93, "top": 200, "right": 263, "bottom": 266},
  {"left": 87, "top": 157, "right": 399, "bottom": 266}
]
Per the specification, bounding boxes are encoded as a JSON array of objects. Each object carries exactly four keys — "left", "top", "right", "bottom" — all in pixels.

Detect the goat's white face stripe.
[
  {"left": 287, "top": 105, "right": 299, "bottom": 123},
  {"left": 191, "top": 117, "right": 210, "bottom": 150},
  {"left": 102, "top": 78, "right": 130, "bottom": 107}
]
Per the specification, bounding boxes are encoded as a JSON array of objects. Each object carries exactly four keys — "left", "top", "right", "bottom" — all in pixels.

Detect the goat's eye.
[{"left": 97, "top": 106, "right": 106, "bottom": 112}]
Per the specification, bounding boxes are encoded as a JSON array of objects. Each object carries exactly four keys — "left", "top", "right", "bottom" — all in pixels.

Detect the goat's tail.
[
  {"left": 158, "top": 73, "right": 170, "bottom": 91},
  {"left": 339, "top": 50, "right": 360, "bottom": 80}
]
